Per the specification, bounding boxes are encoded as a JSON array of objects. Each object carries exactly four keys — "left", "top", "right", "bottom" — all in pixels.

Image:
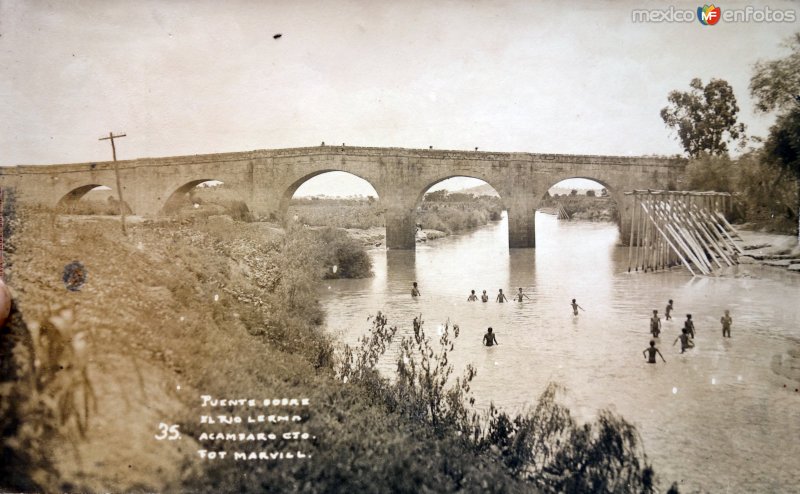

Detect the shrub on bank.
[{"left": 312, "top": 227, "right": 373, "bottom": 279}]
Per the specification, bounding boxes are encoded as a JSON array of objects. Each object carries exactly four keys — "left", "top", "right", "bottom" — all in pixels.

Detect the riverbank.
[{"left": 736, "top": 227, "right": 800, "bottom": 273}]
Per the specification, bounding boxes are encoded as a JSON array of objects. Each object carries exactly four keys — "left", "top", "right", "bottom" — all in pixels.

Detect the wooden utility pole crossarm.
[{"left": 99, "top": 132, "right": 128, "bottom": 236}]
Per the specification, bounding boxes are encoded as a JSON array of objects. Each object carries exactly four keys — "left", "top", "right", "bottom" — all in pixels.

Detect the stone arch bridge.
[{"left": 0, "top": 146, "right": 685, "bottom": 249}]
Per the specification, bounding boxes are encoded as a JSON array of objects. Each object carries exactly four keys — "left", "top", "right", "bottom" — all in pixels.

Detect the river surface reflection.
[{"left": 318, "top": 212, "right": 800, "bottom": 492}]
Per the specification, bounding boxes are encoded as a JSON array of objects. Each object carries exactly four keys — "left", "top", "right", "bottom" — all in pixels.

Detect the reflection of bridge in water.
[{"left": 0, "top": 146, "right": 685, "bottom": 249}]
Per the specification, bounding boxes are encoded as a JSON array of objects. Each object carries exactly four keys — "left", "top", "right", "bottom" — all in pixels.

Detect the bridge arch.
[
  {"left": 162, "top": 179, "right": 252, "bottom": 220},
  {"left": 403, "top": 175, "right": 508, "bottom": 247},
  {"left": 414, "top": 175, "right": 508, "bottom": 208},
  {"left": 278, "top": 170, "right": 383, "bottom": 225},
  {"left": 540, "top": 175, "right": 629, "bottom": 242},
  {"left": 56, "top": 184, "right": 130, "bottom": 214}
]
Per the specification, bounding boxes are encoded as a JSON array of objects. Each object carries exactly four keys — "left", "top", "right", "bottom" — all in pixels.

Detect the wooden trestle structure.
[{"left": 625, "top": 190, "right": 743, "bottom": 276}]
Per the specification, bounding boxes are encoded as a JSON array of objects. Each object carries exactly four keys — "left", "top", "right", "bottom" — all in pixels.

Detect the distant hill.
[{"left": 458, "top": 183, "right": 500, "bottom": 197}]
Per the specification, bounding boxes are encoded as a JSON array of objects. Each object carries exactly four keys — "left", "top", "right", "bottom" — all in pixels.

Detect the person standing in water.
[
  {"left": 720, "top": 310, "right": 732, "bottom": 338},
  {"left": 496, "top": 289, "right": 509, "bottom": 303},
  {"left": 673, "top": 328, "right": 694, "bottom": 353},
  {"left": 665, "top": 300, "right": 674, "bottom": 321},
  {"left": 516, "top": 288, "right": 531, "bottom": 302},
  {"left": 570, "top": 299, "right": 584, "bottom": 315},
  {"left": 483, "top": 327, "right": 499, "bottom": 346},
  {"left": 411, "top": 282, "right": 421, "bottom": 298},
  {"left": 467, "top": 290, "right": 478, "bottom": 302},
  {"left": 643, "top": 340, "right": 666, "bottom": 364},
  {"left": 481, "top": 290, "right": 489, "bottom": 302},
  {"left": 683, "top": 314, "right": 695, "bottom": 338},
  {"left": 650, "top": 310, "right": 662, "bottom": 338}
]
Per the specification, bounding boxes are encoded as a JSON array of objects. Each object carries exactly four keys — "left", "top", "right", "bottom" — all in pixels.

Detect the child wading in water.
[
  {"left": 650, "top": 310, "right": 662, "bottom": 338},
  {"left": 467, "top": 290, "right": 478, "bottom": 302},
  {"left": 496, "top": 289, "right": 509, "bottom": 303},
  {"left": 720, "top": 310, "right": 732, "bottom": 338},
  {"left": 516, "top": 288, "right": 531, "bottom": 302},
  {"left": 683, "top": 314, "right": 695, "bottom": 338},
  {"left": 570, "top": 299, "right": 584, "bottom": 315},
  {"left": 673, "top": 328, "right": 695, "bottom": 353},
  {"left": 483, "top": 327, "right": 498, "bottom": 346},
  {"left": 643, "top": 340, "right": 666, "bottom": 364},
  {"left": 411, "top": 282, "right": 421, "bottom": 298},
  {"left": 481, "top": 290, "right": 489, "bottom": 302},
  {"left": 665, "top": 300, "right": 674, "bottom": 320}
]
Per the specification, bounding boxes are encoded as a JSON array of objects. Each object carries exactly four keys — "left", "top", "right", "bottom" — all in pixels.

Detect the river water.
[{"left": 318, "top": 212, "right": 800, "bottom": 493}]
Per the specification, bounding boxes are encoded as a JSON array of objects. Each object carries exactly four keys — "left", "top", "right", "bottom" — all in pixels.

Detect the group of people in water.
[
  {"left": 411, "top": 282, "right": 734, "bottom": 357},
  {"left": 464, "top": 287, "right": 533, "bottom": 303},
  {"left": 644, "top": 299, "right": 734, "bottom": 364},
  {"left": 411, "top": 282, "right": 589, "bottom": 347}
]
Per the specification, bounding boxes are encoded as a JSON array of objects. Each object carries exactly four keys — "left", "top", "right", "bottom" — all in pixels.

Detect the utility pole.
[{"left": 99, "top": 132, "right": 127, "bottom": 236}]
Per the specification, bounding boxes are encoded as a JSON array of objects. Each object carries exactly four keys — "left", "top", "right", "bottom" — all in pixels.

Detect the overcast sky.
[{"left": 2, "top": 0, "right": 797, "bottom": 193}]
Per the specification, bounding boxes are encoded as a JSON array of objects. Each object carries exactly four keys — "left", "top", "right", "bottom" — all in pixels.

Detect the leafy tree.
[
  {"left": 762, "top": 109, "right": 800, "bottom": 235},
  {"left": 750, "top": 33, "right": 800, "bottom": 114},
  {"left": 752, "top": 34, "right": 800, "bottom": 238},
  {"left": 660, "top": 78, "right": 746, "bottom": 158}
]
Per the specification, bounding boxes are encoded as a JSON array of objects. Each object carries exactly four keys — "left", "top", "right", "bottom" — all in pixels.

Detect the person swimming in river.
[
  {"left": 643, "top": 340, "right": 666, "bottom": 364},
  {"left": 720, "top": 310, "right": 732, "bottom": 338},
  {"left": 496, "top": 289, "right": 509, "bottom": 303},
  {"left": 411, "top": 282, "right": 421, "bottom": 298},
  {"left": 665, "top": 299, "right": 674, "bottom": 321},
  {"left": 673, "top": 327, "right": 695, "bottom": 353},
  {"left": 650, "top": 310, "right": 662, "bottom": 338},
  {"left": 467, "top": 290, "right": 478, "bottom": 302},
  {"left": 516, "top": 288, "right": 531, "bottom": 302},
  {"left": 483, "top": 327, "right": 498, "bottom": 346},
  {"left": 570, "top": 299, "right": 584, "bottom": 315},
  {"left": 481, "top": 290, "right": 489, "bottom": 302},
  {"left": 683, "top": 314, "right": 695, "bottom": 338}
]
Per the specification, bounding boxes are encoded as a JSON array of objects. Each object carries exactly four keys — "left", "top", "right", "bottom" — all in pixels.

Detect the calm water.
[{"left": 319, "top": 212, "right": 800, "bottom": 493}]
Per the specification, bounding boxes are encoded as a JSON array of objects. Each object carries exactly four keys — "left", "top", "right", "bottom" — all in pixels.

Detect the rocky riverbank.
[{"left": 736, "top": 228, "right": 800, "bottom": 273}]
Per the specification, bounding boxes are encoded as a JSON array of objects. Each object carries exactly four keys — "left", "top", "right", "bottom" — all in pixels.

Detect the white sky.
[{"left": 2, "top": 1, "right": 797, "bottom": 180}]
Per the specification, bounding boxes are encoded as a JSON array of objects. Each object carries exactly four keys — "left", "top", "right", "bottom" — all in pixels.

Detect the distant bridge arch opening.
[
  {"left": 538, "top": 176, "right": 622, "bottom": 235},
  {"left": 57, "top": 184, "right": 131, "bottom": 215},
  {"left": 162, "top": 179, "right": 252, "bottom": 220},
  {"left": 282, "top": 170, "right": 384, "bottom": 230},
  {"left": 414, "top": 176, "right": 506, "bottom": 242}
]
